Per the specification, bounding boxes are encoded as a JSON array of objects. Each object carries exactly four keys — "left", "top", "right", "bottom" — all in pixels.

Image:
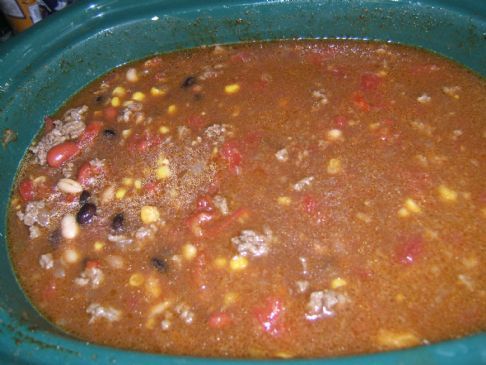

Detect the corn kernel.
[
  {"left": 149, "top": 301, "right": 171, "bottom": 317},
  {"left": 145, "top": 276, "right": 162, "bottom": 298},
  {"left": 182, "top": 243, "right": 197, "bottom": 261},
  {"left": 122, "top": 177, "right": 134, "bottom": 186},
  {"left": 326, "top": 129, "right": 343, "bottom": 141},
  {"left": 277, "top": 196, "right": 292, "bottom": 206},
  {"left": 121, "top": 129, "right": 132, "bottom": 139},
  {"left": 145, "top": 317, "right": 156, "bottom": 329},
  {"left": 141, "top": 205, "right": 160, "bottom": 224},
  {"left": 134, "top": 179, "right": 142, "bottom": 190},
  {"left": 398, "top": 207, "right": 410, "bottom": 218},
  {"left": 404, "top": 198, "right": 421, "bottom": 213},
  {"left": 63, "top": 248, "right": 79, "bottom": 264},
  {"left": 214, "top": 257, "right": 228, "bottom": 269},
  {"left": 132, "top": 91, "right": 146, "bottom": 101},
  {"left": 438, "top": 184, "right": 458, "bottom": 202},
  {"left": 129, "top": 273, "right": 145, "bottom": 287},
  {"left": 111, "top": 96, "right": 121, "bottom": 107},
  {"left": 330, "top": 277, "right": 347, "bottom": 289},
  {"left": 156, "top": 165, "right": 171, "bottom": 180},
  {"left": 115, "top": 187, "right": 127, "bottom": 199},
  {"left": 395, "top": 293, "right": 405, "bottom": 303},
  {"left": 230, "top": 255, "right": 248, "bottom": 271},
  {"left": 112, "top": 86, "right": 126, "bottom": 97},
  {"left": 223, "top": 292, "right": 238, "bottom": 307},
  {"left": 376, "top": 329, "right": 420, "bottom": 349},
  {"left": 275, "top": 352, "right": 294, "bottom": 359},
  {"left": 150, "top": 86, "right": 166, "bottom": 97},
  {"left": 93, "top": 241, "right": 105, "bottom": 251},
  {"left": 167, "top": 104, "right": 177, "bottom": 115},
  {"left": 327, "top": 158, "right": 342, "bottom": 175},
  {"left": 126, "top": 67, "right": 139, "bottom": 82},
  {"left": 225, "top": 83, "right": 240, "bottom": 94},
  {"left": 159, "top": 126, "right": 170, "bottom": 134}
]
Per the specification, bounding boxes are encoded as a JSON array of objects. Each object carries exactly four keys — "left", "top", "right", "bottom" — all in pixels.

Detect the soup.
[{"left": 8, "top": 40, "right": 486, "bottom": 358}]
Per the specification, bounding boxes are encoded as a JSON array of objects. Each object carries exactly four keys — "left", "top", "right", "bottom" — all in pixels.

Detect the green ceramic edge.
[{"left": 0, "top": 1, "right": 484, "bottom": 364}]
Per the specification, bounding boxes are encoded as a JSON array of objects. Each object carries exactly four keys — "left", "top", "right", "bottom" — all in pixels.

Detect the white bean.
[
  {"left": 61, "top": 214, "right": 79, "bottom": 239},
  {"left": 126, "top": 68, "right": 139, "bottom": 82},
  {"left": 57, "top": 178, "right": 83, "bottom": 194}
]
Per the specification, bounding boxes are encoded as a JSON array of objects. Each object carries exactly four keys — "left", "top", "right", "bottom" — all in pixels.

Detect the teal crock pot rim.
[{"left": 0, "top": 1, "right": 485, "bottom": 364}]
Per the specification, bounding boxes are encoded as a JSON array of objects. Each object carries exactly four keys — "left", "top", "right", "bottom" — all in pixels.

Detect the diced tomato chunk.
[
  {"left": 77, "top": 121, "right": 103, "bottom": 149},
  {"left": 19, "top": 179, "right": 35, "bottom": 201},
  {"left": 395, "top": 234, "right": 424, "bottom": 265},
  {"left": 77, "top": 161, "right": 103, "bottom": 187},
  {"left": 46, "top": 142, "right": 80, "bottom": 168},
  {"left": 85, "top": 259, "right": 100, "bottom": 269},
  {"left": 352, "top": 92, "right": 371, "bottom": 112},
  {"left": 186, "top": 115, "right": 206, "bottom": 131},
  {"left": 360, "top": 73, "right": 381, "bottom": 91},
  {"left": 220, "top": 140, "right": 243, "bottom": 174},
  {"left": 128, "top": 132, "right": 162, "bottom": 153},
  {"left": 196, "top": 195, "right": 215, "bottom": 213},
  {"left": 332, "top": 115, "right": 347, "bottom": 128},
  {"left": 253, "top": 297, "right": 285, "bottom": 337},
  {"left": 302, "top": 195, "right": 318, "bottom": 215},
  {"left": 204, "top": 207, "right": 250, "bottom": 239},
  {"left": 187, "top": 212, "right": 216, "bottom": 238},
  {"left": 208, "top": 311, "right": 232, "bottom": 329},
  {"left": 103, "top": 106, "right": 118, "bottom": 121}
]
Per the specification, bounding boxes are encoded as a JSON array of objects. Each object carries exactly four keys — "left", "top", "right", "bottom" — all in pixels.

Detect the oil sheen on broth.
[{"left": 8, "top": 40, "right": 486, "bottom": 358}]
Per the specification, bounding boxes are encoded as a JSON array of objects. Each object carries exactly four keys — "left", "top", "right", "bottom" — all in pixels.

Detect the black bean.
[
  {"left": 79, "top": 190, "right": 91, "bottom": 205},
  {"left": 151, "top": 257, "right": 168, "bottom": 273},
  {"left": 103, "top": 129, "right": 116, "bottom": 138},
  {"left": 76, "top": 203, "right": 96, "bottom": 224},
  {"left": 181, "top": 76, "right": 197, "bottom": 88},
  {"left": 95, "top": 95, "right": 106, "bottom": 104},
  {"left": 48, "top": 229, "right": 62, "bottom": 249},
  {"left": 111, "top": 213, "right": 124, "bottom": 232}
]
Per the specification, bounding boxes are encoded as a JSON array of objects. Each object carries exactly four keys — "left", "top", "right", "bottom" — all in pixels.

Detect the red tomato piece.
[
  {"left": 85, "top": 259, "right": 100, "bottom": 269},
  {"left": 77, "top": 121, "right": 103, "bottom": 149},
  {"left": 332, "top": 115, "right": 347, "bottom": 128},
  {"left": 352, "top": 92, "right": 371, "bottom": 112},
  {"left": 208, "top": 311, "right": 232, "bottom": 329},
  {"left": 360, "top": 73, "right": 381, "bottom": 91},
  {"left": 186, "top": 115, "right": 206, "bottom": 131},
  {"left": 220, "top": 140, "right": 243, "bottom": 174},
  {"left": 253, "top": 297, "right": 285, "bottom": 337},
  {"left": 204, "top": 207, "right": 250, "bottom": 239},
  {"left": 77, "top": 161, "right": 103, "bottom": 186},
  {"left": 187, "top": 212, "right": 216, "bottom": 238},
  {"left": 302, "top": 195, "right": 318, "bottom": 215},
  {"left": 196, "top": 195, "right": 216, "bottom": 213},
  {"left": 395, "top": 234, "right": 424, "bottom": 265},
  {"left": 46, "top": 142, "right": 80, "bottom": 168},
  {"left": 19, "top": 179, "right": 35, "bottom": 201},
  {"left": 103, "top": 106, "right": 118, "bottom": 121}
]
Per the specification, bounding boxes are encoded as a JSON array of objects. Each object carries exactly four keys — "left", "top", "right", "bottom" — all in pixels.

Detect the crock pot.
[{"left": 0, "top": 1, "right": 484, "bottom": 364}]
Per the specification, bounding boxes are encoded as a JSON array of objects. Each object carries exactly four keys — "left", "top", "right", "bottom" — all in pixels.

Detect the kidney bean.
[{"left": 46, "top": 142, "right": 80, "bottom": 168}]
